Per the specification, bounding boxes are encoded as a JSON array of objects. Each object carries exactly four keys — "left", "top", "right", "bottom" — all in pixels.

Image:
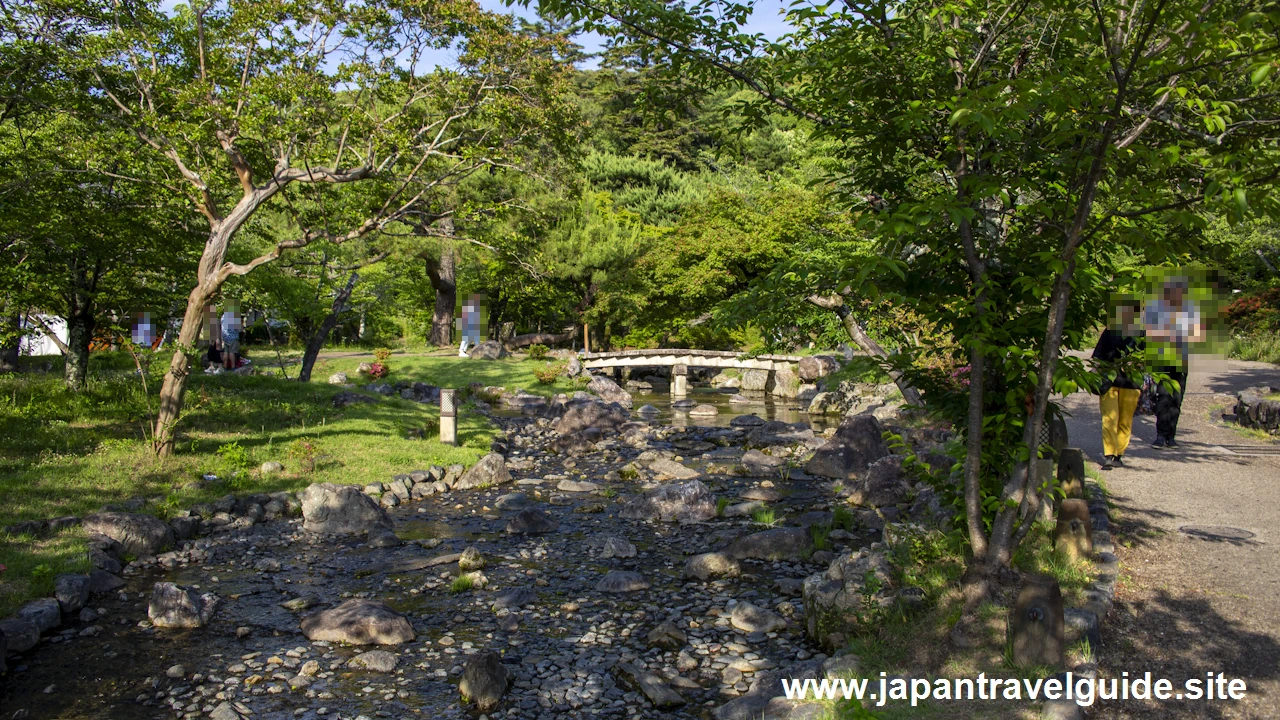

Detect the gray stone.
[
  {"left": 798, "top": 355, "right": 842, "bottom": 381},
  {"left": 805, "top": 415, "right": 889, "bottom": 479},
  {"left": 619, "top": 480, "right": 717, "bottom": 523},
  {"left": 647, "top": 621, "right": 687, "bottom": 650},
  {"left": 597, "top": 570, "right": 651, "bottom": 593},
  {"left": 745, "top": 421, "right": 814, "bottom": 449},
  {"left": 740, "top": 369, "right": 775, "bottom": 393},
  {"left": 729, "top": 414, "right": 765, "bottom": 427},
  {"left": 599, "top": 536, "right": 637, "bottom": 559},
  {"left": 637, "top": 404, "right": 660, "bottom": 415},
  {"left": 348, "top": 650, "right": 399, "bottom": 672},
  {"left": 328, "top": 371, "right": 348, "bottom": 384},
  {"left": 260, "top": 461, "right": 284, "bottom": 474},
  {"left": 169, "top": 515, "right": 199, "bottom": 540},
  {"left": 299, "top": 483, "right": 394, "bottom": 534},
  {"left": 87, "top": 569, "right": 126, "bottom": 594},
  {"left": 165, "top": 664, "right": 186, "bottom": 678},
  {"left": 81, "top": 511, "right": 173, "bottom": 556},
  {"left": 553, "top": 397, "right": 631, "bottom": 435},
  {"left": 458, "top": 546, "right": 486, "bottom": 571},
  {"left": 17, "top": 598, "right": 60, "bottom": 632},
  {"left": 740, "top": 449, "right": 787, "bottom": 477},
  {"left": 469, "top": 340, "right": 508, "bottom": 360},
  {"left": 688, "top": 403, "right": 719, "bottom": 416},
  {"left": 209, "top": 702, "right": 242, "bottom": 720},
  {"left": 300, "top": 599, "right": 415, "bottom": 645},
  {"left": 54, "top": 573, "right": 91, "bottom": 613},
  {"left": 684, "top": 552, "right": 741, "bottom": 581},
  {"left": 730, "top": 601, "right": 787, "bottom": 633},
  {"left": 741, "top": 486, "right": 782, "bottom": 502},
  {"left": 587, "top": 374, "right": 633, "bottom": 408},
  {"left": 459, "top": 651, "right": 509, "bottom": 711},
  {"left": 453, "top": 453, "right": 512, "bottom": 490},
  {"left": 0, "top": 618, "right": 40, "bottom": 653},
  {"left": 332, "top": 390, "right": 378, "bottom": 408},
  {"left": 802, "top": 548, "right": 895, "bottom": 649},
  {"left": 771, "top": 365, "right": 801, "bottom": 398},
  {"left": 492, "top": 587, "right": 537, "bottom": 610},
  {"left": 727, "top": 527, "right": 811, "bottom": 561},
  {"left": 494, "top": 493, "right": 528, "bottom": 510},
  {"left": 648, "top": 457, "right": 700, "bottom": 479},
  {"left": 148, "top": 582, "right": 219, "bottom": 628},
  {"left": 615, "top": 662, "right": 685, "bottom": 708},
  {"left": 367, "top": 530, "right": 401, "bottom": 548},
  {"left": 505, "top": 508, "right": 559, "bottom": 535},
  {"left": 847, "top": 455, "right": 910, "bottom": 507},
  {"left": 558, "top": 479, "right": 600, "bottom": 493}
]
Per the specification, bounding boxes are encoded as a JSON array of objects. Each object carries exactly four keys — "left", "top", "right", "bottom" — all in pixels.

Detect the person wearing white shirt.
[{"left": 1142, "top": 278, "right": 1204, "bottom": 448}]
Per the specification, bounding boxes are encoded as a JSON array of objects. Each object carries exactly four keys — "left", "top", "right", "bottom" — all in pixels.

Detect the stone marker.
[
  {"left": 1009, "top": 574, "right": 1065, "bottom": 668},
  {"left": 1056, "top": 448, "right": 1086, "bottom": 499},
  {"left": 1055, "top": 499, "right": 1094, "bottom": 562}
]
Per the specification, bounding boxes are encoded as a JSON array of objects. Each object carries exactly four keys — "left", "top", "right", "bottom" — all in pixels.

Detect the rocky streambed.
[{"left": 0, "top": 391, "right": 952, "bottom": 720}]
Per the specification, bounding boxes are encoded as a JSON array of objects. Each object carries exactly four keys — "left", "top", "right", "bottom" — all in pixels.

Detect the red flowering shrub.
[
  {"left": 368, "top": 362, "right": 389, "bottom": 379},
  {"left": 1225, "top": 288, "right": 1280, "bottom": 333}
]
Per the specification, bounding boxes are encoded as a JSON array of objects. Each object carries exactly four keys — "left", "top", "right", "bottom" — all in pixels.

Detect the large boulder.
[
  {"left": 453, "top": 453, "right": 512, "bottom": 490},
  {"left": 0, "top": 618, "right": 39, "bottom": 653},
  {"left": 459, "top": 651, "right": 509, "bottom": 711},
  {"left": 1236, "top": 386, "right": 1280, "bottom": 433},
  {"left": 745, "top": 421, "right": 814, "bottom": 449},
  {"left": 802, "top": 547, "right": 895, "bottom": 649},
  {"left": 739, "top": 370, "right": 774, "bottom": 393},
  {"left": 771, "top": 365, "right": 801, "bottom": 399},
  {"left": 149, "top": 582, "right": 220, "bottom": 628},
  {"left": 848, "top": 455, "right": 910, "bottom": 507},
  {"left": 798, "top": 355, "right": 842, "bottom": 381},
  {"left": 301, "top": 599, "right": 415, "bottom": 645},
  {"left": 587, "top": 374, "right": 633, "bottom": 408},
  {"left": 469, "top": 341, "right": 508, "bottom": 360},
  {"left": 619, "top": 480, "right": 717, "bottom": 523},
  {"left": 805, "top": 415, "right": 889, "bottom": 479},
  {"left": 81, "top": 512, "right": 173, "bottom": 557},
  {"left": 727, "top": 527, "right": 812, "bottom": 561},
  {"left": 596, "top": 570, "right": 651, "bottom": 593},
  {"left": 17, "top": 599, "right": 60, "bottom": 633},
  {"left": 55, "top": 573, "right": 91, "bottom": 614},
  {"left": 553, "top": 397, "right": 630, "bottom": 435},
  {"left": 299, "top": 483, "right": 394, "bottom": 534}
]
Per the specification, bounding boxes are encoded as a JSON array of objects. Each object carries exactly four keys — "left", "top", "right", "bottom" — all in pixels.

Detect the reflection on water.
[{"left": 633, "top": 387, "right": 836, "bottom": 430}]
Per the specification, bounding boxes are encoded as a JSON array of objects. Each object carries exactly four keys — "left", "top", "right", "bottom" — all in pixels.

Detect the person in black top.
[{"left": 1092, "top": 304, "right": 1144, "bottom": 469}]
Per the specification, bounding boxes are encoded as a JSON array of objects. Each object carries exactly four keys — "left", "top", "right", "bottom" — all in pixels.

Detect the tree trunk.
[
  {"left": 63, "top": 311, "right": 93, "bottom": 390},
  {"left": 298, "top": 272, "right": 359, "bottom": 382},
  {"left": 425, "top": 241, "right": 456, "bottom": 347},
  {"left": 154, "top": 285, "right": 211, "bottom": 456},
  {"left": 806, "top": 294, "right": 922, "bottom": 405},
  {"left": 0, "top": 313, "right": 20, "bottom": 372},
  {"left": 505, "top": 330, "right": 575, "bottom": 350}
]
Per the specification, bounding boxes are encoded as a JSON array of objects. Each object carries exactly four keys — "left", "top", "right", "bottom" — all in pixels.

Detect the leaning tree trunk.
[
  {"left": 298, "top": 272, "right": 359, "bottom": 382},
  {"left": 806, "top": 294, "right": 923, "bottom": 406},
  {"left": 154, "top": 285, "right": 213, "bottom": 456},
  {"left": 425, "top": 240, "right": 456, "bottom": 347}
]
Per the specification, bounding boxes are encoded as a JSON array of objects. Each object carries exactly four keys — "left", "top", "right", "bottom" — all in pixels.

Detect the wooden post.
[{"left": 583, "top": 322, "right": 590, "bottom": 354}]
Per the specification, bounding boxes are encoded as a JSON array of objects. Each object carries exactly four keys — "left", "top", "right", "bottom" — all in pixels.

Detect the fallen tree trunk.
[{"left": 504, "top": 329, "right": 576, "bottom": 350}]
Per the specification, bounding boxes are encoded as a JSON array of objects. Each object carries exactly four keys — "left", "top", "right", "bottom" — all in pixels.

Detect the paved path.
[{"left": 1059, "top": 359, "right": 1280, "bottom": 719}]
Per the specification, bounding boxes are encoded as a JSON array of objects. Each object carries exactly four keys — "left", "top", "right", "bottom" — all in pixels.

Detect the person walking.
[
  {"left": 220, "top": 302, "right": 242, "bottom": 371},
  {"left": 1093, "top": 304, "right": 1144, "bottom": 469},
  {"left": 1143, "top": 276, "right": 1204, "bottom": 448}
]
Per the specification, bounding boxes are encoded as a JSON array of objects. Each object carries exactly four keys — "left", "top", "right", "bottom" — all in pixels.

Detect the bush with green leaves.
[{"left": 527, "top": 344, "right": 549, "bottom": 361}]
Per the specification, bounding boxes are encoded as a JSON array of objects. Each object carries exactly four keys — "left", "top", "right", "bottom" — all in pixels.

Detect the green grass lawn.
[{"left": 0, "top": 347, "right": 576, "bottom": 616}]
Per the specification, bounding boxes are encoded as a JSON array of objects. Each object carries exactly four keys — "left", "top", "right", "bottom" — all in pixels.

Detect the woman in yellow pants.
[{"left": 1092, "top": 307, "right": 1144, "bottom": 469}]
